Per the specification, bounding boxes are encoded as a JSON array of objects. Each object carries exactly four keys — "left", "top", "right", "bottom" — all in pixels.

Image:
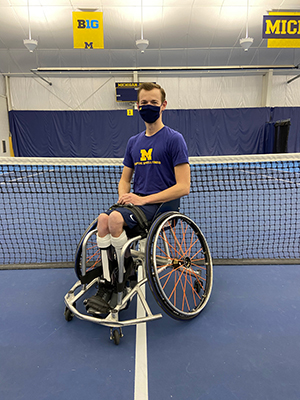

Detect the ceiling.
[{"left": 0, "top": 0, "right": 300, "bottom": 77}]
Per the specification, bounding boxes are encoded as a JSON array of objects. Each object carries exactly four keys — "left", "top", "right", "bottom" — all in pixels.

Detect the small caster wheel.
[
  {"left": 64, "top": 306, "right": 74, "bottom": 322},
  {"left": 112, "top": 329, "right": 121, "bottom": 345}
]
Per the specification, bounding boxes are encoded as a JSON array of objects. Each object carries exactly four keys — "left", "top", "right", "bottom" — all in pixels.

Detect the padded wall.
[{"left": 9, "top": 107, "right": 299, "bottom": 158}]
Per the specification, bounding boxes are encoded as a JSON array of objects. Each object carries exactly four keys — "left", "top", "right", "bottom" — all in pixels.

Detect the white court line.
[{"left": 134, "top": 265, "right": 148, "bottom": 400}]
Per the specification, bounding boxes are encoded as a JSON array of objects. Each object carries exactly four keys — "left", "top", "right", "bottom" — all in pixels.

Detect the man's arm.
[
  {"left": 118, "top": 166, "right": 134, "bottom": 199},
  {"left": 118, "top": 163, "right": 190, "bottom": 206}
]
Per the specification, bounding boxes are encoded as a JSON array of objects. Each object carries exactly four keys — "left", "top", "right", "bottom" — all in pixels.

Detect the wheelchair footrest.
[{"left": 64, "top": 278, "right": 163, "bottom": 328}]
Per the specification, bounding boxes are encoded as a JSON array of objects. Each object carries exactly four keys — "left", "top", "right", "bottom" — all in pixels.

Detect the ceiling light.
[
  {"left": 136, "top": 0, "right": 149, "bottom": 52},
  {"left": 23, "top": 38, "right": 38, "bottom": 52},
  {"left": 136, "top": 39, "right": 149, "bottom": 52},
  {"left": 24, "top": 0, "right": 38, "bottom": 52},
  {"left": 240, "top": 0, "right": 253, "bottom": 51},
  {"left": 239, "top": 37, "right": 254, "bottom": 51}
]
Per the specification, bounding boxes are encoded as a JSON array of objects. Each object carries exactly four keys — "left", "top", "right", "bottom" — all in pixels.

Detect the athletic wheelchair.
[{"left": 64, "top": 199, "right": 213, "bottom": 345}]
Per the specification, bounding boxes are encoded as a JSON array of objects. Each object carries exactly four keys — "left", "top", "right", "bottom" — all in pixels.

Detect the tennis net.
[{"left": 1, "top": 154, "right": 300, "bottom": 268}]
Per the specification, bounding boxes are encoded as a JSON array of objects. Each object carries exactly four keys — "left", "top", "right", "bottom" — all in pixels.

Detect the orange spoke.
[
  {"left": 189, "top": 272, "right": 197, "bottom": 307},
  {"left": 157, "top": 264, "right": 174, "bottom": 281},
  {"left": 180, "top": 220, "right": 189, "bottom": 255},
  {"left": 178, "top": 267, "right": 205, "bottom": 296},
  {"left": 87, "top": 248, "right": 100, "bottom": 263},
  {"left": 179, "top": 270, "right": 190, "bottom": 311},
  {"left": 170, "top": 224, "right": 186, "bottom": 257},
  {"left": 87, "top": 255, "right": 101, "bottom": 271},
  {"left": 159, "top": 264, "right": 181, "bottom": 281},
  {"left": 174, "top": 271, "right": 177, "bottom": 307},
  {"left": 177, "top": 236, "right": 201, "bottom": 260},
  {"left": 161, "top": 269, "right": 173, "bottom": 290},
  {"left": 188, "top": 231, "right": 194, "bottom": 258},
  {"left": 190, "top": 261, "right": 206, "bottom": 273},
  {"left": 155, "top": 242, "right": 175, "bottom": 259},
  {"left": 177, "top": 221, "right": 189, "bottom": 259},
  {"left": 158, "top": 230, "right": 182, "bottom": 259},
  {"left": 190, "top": 247, "right": 205, "bottom": 261},
  {"left": 168, "top": 268, "right": 185, "bottom": 303},
  {"left": 162, "top": 221, "right": 187, "bottom": 259}
]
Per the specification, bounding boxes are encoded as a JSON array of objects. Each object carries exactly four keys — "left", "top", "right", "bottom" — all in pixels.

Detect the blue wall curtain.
[{"left": 9, "top": 107, "right": 300, "bottom": 157}]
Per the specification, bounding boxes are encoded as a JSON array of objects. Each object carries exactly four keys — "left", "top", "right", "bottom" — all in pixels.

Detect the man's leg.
[
  {"left": 108, "top": 211, "right": 128, "bottom": 269},
  {"left": 84, "top": 213, "right": 116, "bottom": 315},
  {"left": 97, "top": 213, "right": 112, "bottom": 281},
  {"left": 85, "top": 211, "right": 128, "bottom": 315}
]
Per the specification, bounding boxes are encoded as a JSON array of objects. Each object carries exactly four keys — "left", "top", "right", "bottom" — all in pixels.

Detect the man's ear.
[{"left": 161, "top": 100, "right": 167, "bottom": 111}]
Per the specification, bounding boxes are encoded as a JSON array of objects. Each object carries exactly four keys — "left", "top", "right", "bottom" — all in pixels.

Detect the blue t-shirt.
[{"left": 123, "top": 126, "right": 189, "bottom": 195}]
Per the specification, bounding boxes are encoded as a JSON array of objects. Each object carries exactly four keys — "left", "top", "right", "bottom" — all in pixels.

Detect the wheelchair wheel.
[
  {"left": 146, "top": 212, "right": 213, "bottom": 321},
  {"left": 74, "top": 218, "right": 102, "bottom": 281}
]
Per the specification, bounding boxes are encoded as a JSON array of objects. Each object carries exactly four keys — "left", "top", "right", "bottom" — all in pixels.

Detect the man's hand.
[{"left": 118, "top": 193, "right": 146, "bottom": 206}]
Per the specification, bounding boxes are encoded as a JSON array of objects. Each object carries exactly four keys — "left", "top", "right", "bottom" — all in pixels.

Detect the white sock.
[
  {"left": 97, "top": 234, "right": 111, "bottom": 281},
  {"left": 111, "top": 231, "right": 128, "bottom": 271}
]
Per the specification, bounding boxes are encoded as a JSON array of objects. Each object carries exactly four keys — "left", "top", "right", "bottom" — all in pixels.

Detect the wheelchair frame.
[{"left": 64, "top": 210, "right": 213, "bottom": 345}]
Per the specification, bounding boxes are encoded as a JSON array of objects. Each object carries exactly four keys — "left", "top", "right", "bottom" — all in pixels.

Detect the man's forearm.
[
  {"left": 142, "top": 182, "right": 190, "bottom": 204},
  {"left": 118, "top": 179, "right": 131, "bottom": 198}
]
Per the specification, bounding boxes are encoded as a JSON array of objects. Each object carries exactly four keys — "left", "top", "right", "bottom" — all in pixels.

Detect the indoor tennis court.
[{"left": 1, "top": 1, "right": 300, "bottom": 400}]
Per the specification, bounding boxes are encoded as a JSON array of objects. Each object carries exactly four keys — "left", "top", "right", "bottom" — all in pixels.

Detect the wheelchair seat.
[{"left": 124, "top": 198, "right": 180, "bottom": 238}]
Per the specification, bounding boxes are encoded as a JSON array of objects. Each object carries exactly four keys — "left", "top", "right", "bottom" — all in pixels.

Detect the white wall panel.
[
  {"left": 8, "top": 75, "right": 300, "bottom": 111},
  {"left": 272, "top": 76, "right": 300, "bottom": 107}
]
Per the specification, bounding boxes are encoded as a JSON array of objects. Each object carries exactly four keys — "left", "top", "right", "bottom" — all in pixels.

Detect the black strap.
[
  {"left": 109, "top": 203, "right": 150, "bottom": 233},
  {"left": 80, "top": 267, "right": 102, "bottom": 285}
]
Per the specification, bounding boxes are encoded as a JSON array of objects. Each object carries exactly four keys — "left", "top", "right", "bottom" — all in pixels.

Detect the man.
[{"left": 85, "top": 82, "right": 190, "bottom": 315}]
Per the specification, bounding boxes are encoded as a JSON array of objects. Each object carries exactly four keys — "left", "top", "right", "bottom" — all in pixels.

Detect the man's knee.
[
  {"left": 97, "top": 211, "right": 124, "bottom": 237},
  {"left": 108, "top": 211, "right": 125, "bottom": 237},
  {"left": 97, "top": 213, "right": 109, "bottom": 236}
]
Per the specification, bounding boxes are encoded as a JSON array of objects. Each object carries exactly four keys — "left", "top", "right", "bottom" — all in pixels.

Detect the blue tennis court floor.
[{"left": 1, "top": 264, "right": 300, "bottom": 400}]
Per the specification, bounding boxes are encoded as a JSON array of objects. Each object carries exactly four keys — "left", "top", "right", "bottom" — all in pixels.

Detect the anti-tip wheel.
[
  {"left": 112, "top": 329, "right": 121, "bottom": 345},
  {"left": 64, "top": 306, "right": 74, "bottom": 322}
]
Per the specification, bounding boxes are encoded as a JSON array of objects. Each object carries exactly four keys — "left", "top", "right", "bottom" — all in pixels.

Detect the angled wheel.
[
  {"left": 64, "top": 303, "right": 76, "bottom": 321},
  {"left": 74, "top": 218, "right": 102, "bottom": 281},
  {"left": 146, "top": 212, "right": 213, "bottom": 321},
  {"left": 64, "top": 306, "right": 73, "bottom": 321}
]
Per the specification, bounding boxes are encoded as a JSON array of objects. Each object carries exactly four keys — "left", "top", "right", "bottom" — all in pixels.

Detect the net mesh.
[{"left": 1, "top": 154, "right": 300, "bottom": 267}]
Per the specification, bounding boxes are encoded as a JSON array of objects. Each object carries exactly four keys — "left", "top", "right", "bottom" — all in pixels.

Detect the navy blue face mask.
[{"left": 139, "top": 104, "right": 161, "bottom": 123}]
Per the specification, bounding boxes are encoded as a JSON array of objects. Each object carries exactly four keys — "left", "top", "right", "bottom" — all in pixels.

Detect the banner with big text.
[{"left": 72, "top": 12, "right": 104, "bottom": 49}]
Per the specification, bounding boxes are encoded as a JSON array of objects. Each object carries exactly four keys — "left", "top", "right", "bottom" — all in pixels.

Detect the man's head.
[
  {"left": 137, "top": 82, "right": 166, "bottom": 104},
  {"left": 137, "top": 82, "right": 167, "bottom": 124}
]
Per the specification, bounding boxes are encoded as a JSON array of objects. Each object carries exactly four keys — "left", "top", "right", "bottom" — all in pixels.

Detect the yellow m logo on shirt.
[{"left": 140, "top": 148, "right": 153, "bottom": 161}]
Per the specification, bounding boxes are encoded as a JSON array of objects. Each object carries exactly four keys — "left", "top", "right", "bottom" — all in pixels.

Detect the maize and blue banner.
[
  {"left": 72, "top": 11, "right": 104, "bottom": 49},
  {"left": 262, "top": 12, "right": 300, "bottom": 48}
]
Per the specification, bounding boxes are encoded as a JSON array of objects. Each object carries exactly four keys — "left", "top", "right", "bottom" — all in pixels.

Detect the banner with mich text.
[{"left": 262, "top": 12, "right": 300, "bottom": 48}]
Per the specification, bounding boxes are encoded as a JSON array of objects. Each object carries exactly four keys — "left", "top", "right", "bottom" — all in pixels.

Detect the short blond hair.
[{"left": 137, "top": 82, "right": 166, "bottom": 103}]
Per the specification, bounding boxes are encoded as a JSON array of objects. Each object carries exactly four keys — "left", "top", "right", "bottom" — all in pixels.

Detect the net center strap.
[{"left": 109, "top": 203, "right": 149, "bottom": 233}]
